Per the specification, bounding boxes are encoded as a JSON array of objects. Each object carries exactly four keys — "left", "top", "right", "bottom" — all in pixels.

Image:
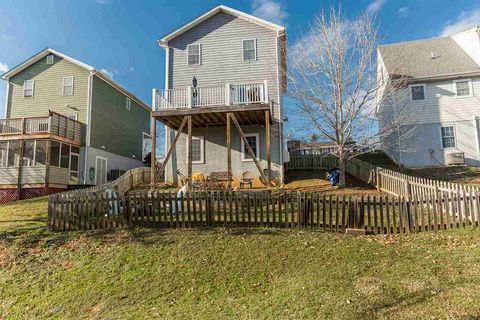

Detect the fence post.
[{"left": 376, "top": 169, "right": 382, "bottom": 192}]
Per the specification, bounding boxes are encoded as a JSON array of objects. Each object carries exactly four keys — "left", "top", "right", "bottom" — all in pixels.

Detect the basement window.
[
  {"left": 186, "top": 136, "right": 204, "bottom": 164},
  {"left": 241, "top": 133, "right": 259, "bottom": 161}
]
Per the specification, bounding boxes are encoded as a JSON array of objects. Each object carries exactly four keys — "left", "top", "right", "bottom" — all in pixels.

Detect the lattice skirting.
[{"left": 0, "top": 187, "right": 65, "bottom": 204}]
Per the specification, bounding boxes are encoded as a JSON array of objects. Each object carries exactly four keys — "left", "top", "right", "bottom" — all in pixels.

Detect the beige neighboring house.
[
  {"left": 377, "top": 27, "right": 480, "bottom": 168},
  {"left": 0, "top": 48, "right": 151, "bottom": 203},
  {"left": 151, "top": 5, "right": 287, "bottom": 187}
]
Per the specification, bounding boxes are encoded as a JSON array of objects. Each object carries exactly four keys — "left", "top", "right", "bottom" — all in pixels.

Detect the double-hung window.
[
  {"left": 441, "top": 126, "right": 456, "bottom": 148},
  {"left": 243, "top": 39, "right": 257, "bottom": 61},
  {"left": 409, "top": 84, "right": 426, "bottom": 101},
  {"left": 23, "top": 80, "right": 34, "bottom": 98},
  {"left": 186, "top": 136, "right": 204, "bottom": 164},
  {"left": 454, "top": 79, "right": 472, "bottom": 97},
  {"left": 241, "top": 133, "right": 259, "bottom": 161},
  {"left": 63, "top": 76, "right": 74, "bottom": 96},
  {"left": 187, "top": 44, "right": 201, "bottom": 66}
]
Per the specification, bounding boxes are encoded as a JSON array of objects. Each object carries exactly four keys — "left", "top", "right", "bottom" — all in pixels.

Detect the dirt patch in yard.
[{"left": 284, "top": 170, "right": 379, "bottom": 195}]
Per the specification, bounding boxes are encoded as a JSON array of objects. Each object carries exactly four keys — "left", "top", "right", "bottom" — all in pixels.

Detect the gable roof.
[
  {"left": 2, "top": 48, "right": 150, "bottom": 111},
  {"left": 378, "top": 37, "right": 480, "bottom": 80},
  {"left": 158, "top": 5, "right": 286, "bottom": 47}
]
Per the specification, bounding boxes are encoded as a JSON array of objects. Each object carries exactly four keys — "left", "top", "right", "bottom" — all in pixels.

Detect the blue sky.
[{"left": 0, "top": 0, "right": 479, "bottom": 151}]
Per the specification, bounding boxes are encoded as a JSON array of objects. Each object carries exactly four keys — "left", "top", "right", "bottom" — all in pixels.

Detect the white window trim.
[
  {"left": 440, "top": 125, "right": 457, "bottom": 149},
  {"left": 186, "top": 135, "right": 204, "bottom": 164},
  {"left": 95, "top": 156, "right": 108, "bottom": 185},
  {"left": 187, "top": 43, "right": 202, "bottom": 66},
  {"left": 241, "top": 133, "right": 260, "bottom": 162},
  {"left": 408, "top": 83, "right": 426, "bottom": 102},
  {"left": 23, "top": 80, "right": 34, "bottom": 98},
  {"left": 46, "top": 55, "right": 54, "bottom": 65},
  {"left": 126, "top": 97, "right": 131, "bottom": 110},
  {"left": 242, "top": 38, "right": 257, "bottom": 61},
  {"left": 62, "top": 76, "right": 74, "bottom": 96},
  {"left": 453, "top": 78, "right": 473, "bottom": 98}
]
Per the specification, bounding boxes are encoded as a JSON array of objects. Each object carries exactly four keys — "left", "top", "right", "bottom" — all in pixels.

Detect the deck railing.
[
  {"left": 153, "top": 81, "right": 269, "bottom": 111},
  {"left": 0, "top": 112, "right": 85, "bottom": 144}
]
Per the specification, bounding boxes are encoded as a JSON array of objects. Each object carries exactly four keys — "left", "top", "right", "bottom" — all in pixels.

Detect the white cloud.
[
  {"left": 398, "top": 7, "right": 409, "bottom": 16},
  {"left": 0, "top": 62, "right": 9, "bottom": 73},
  {"left": 100, "top": 68, "right": 114, "bottom": 78},
  {"left": 439, "top": 9, "right": 480, "bottom": 36},
  {"left": 129, "top": 67, "right": 134, "bottom": 72},
  {"left": 95, "top": 0, "right": 110, "bottom": 4},
  {"left": 251, "top": 0, "right": 288, "bottom": 26},
  {"left": 366, "top": 0, "right": 386, "bottom": 13}
]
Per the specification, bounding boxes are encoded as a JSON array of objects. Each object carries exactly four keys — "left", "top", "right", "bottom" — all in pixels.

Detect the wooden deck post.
[
  {"left": 45, "top": 139, "right": 51, "bottom": 188},
  {"left": 226, "top": 113, "right": 232, "bottom": 188},
  {"left": 155, "top": 116, "right": 188, "bottom": 183},
  {"left": 265, "top": 110, "right": 271, "bottom": 186},
  {"left": 230, "top": 113, "right": 269, "bottom": 186},
  {"left": 187, "top": 115, "right": 192, "bottom": 189},
  {"left": 150, "top": 116, "right": 157, "bottom": 187},
  {"left": 17, "top": 140, "right": 25, "bottom": 200}
]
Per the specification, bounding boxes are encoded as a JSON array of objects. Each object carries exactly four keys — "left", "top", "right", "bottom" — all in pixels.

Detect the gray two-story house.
[
  {"left": 151, "top": 5, "right": 287, "bottom": 187},
  {"left": 377, "top": 27, "right": 480, "bottom": 168},
  {"left": 1, "top": 48, "right": 150, "bottom": 202}
]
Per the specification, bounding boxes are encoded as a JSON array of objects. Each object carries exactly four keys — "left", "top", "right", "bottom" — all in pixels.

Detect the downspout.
[{"left": 475, "top": 116, "right": 480, "bottom": 161}]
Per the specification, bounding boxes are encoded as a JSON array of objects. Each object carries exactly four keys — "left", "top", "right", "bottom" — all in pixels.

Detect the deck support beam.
[
  {"left": 226, "top": 113, "right": 232, "bottom": 189},
  {"left": 154, "top": 116, "right": 188, "bottom": 184},
  {"left": 230, "top": 113, "right": 269, "bottom": 186},
  {"left": 265, "top": 110, "right": 271, "bottom": 186},
  {"left": 187, "top": 115, "right": 192, "bottom": 189},
  {"left": 150, "top": 117, "right": 157, "bottom": 187}
]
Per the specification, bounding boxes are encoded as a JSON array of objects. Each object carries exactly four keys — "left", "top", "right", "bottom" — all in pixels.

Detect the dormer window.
[
  {"left": 243, "top": 39, "right": 257, "bottom": 61},
  {"left": 46, "top": 55, "right": 54, "bottom": 65},
  {"left": 187, "top": 44, "right": 201, "bottom": 66}
]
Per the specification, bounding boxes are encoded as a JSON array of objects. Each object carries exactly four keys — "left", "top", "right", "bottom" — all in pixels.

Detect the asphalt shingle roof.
[{"left": 378, "top": 37, "right": 480, "bottom": 79}]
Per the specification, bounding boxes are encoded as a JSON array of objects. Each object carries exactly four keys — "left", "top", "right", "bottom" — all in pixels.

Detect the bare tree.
[{"left": 286, "top": 6, "right": 411, "bottom": 187}]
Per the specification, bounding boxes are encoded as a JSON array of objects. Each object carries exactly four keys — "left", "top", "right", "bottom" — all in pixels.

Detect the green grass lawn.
[{"left": 2, "top": 197, "right": 480, "bottom": 319}]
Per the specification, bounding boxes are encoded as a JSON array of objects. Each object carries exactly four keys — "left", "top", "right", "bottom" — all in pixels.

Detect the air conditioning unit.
[{"left": 447, "top": 152, "right": 465, "bottom": 166}]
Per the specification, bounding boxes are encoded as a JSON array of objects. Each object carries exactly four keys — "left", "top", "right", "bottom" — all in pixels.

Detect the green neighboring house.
[{"left": 0, "top": 48, "right": 151, "bottom": 202}]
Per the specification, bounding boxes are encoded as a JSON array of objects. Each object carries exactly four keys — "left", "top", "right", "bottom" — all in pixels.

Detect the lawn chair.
[{"left": 240, "top": 171, "right": 254, "bottom": 189}]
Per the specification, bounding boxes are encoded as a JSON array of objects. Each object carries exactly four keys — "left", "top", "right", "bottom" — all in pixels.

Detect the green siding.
[
  {"left": 8, "top": 55, "right": 89, "bottom": 122},
  {"left": 90, "top": 76, "right": 150, "bottom": 160}
]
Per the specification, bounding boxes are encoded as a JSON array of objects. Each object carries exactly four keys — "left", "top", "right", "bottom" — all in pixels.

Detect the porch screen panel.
[
  {"left": 7, "top": 142, "right": 20, "bottom": 167},
  {"left": 0, "top": 142, "right": 7, "bottom": 167},
  {"left": 35, "top": 140, "right": 47, "bottom": 166},
  {"left": 60, "top": 144, "right": 70, "bottom": 169},
  {"left": 23, "top": 141, "right": 35, "bottom": 167},
  {"left": 50, "top": 141, "right": 60, "bottom": 167}
]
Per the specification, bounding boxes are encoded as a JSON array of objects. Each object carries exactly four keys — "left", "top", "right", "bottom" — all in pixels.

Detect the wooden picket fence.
[
  {"left": 48, "top": 189, "right": 480, "bottom": 234},
  {"left": 288, "top": 154, "right": 338, "bottom": 170}
]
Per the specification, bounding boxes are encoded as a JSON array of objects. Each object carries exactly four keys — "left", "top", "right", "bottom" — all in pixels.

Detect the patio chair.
[{"left": 240, "top": 171, "right": 254, "bottom": 189}]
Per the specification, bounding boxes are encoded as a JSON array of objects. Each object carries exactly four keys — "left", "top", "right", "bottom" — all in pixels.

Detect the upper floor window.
[
  {"left": 187, "top": 44, "right": 201, "bottom": 66},
  {"left": 126, "top": 98, "right": 131, "bottom": 110},
  {"left": 23, "top": 80, "right": 34, "bottom": 98},
  {"left": 454, "top": 79, "right": 472, "bottom": 97},
  {"left": 409, "top": 84, "right": 425, "bottom": 101},
  {"left": 441, "top": 126, "right": 456, "bottom": 148},
  {"left": 241, "top": 133, "right": 259, "bottom": 161},
  {"left": 243, "top": 39, "right": 257, "bottom": 61},
  {"left": 62, "top": 76, "right": 74, "bottom": 96},
  {"left": 46, "top": 55, "right": 54, "bottom": 65}
]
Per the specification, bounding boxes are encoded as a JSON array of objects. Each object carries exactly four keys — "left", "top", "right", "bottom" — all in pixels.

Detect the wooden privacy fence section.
[
  {"left": 345, "top": 158, "right": 480, "bottom": 198},
  {"left": 64, "top": 167, "right": 151, "bottom": 196},
  {"left": 48, "top": 189, "right": 480, "bottom": 234},
  {"left": 288, "top": 155, "right": 338, "bottom": 170}
]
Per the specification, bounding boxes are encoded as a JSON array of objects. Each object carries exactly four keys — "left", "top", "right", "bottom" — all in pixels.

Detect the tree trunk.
[{"left": 338, "top": 157, "right": 346, "bottom": 188}]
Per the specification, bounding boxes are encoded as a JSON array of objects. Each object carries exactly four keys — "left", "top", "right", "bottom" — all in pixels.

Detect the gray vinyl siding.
[
  {"left": 0, "top": 166, "right": 46, "bottom": 185},
  {"left": 7, "top": 54, "right": 89, "bottom": 122},
  {"left": 0, "top": 168, "right": 18, "bottom": 184},
  {"left": 168, "top": 11, "right": 281, "bottom": 120},
  {"left": 49, "top": 166, "right": 70, "bottom": 185}
]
